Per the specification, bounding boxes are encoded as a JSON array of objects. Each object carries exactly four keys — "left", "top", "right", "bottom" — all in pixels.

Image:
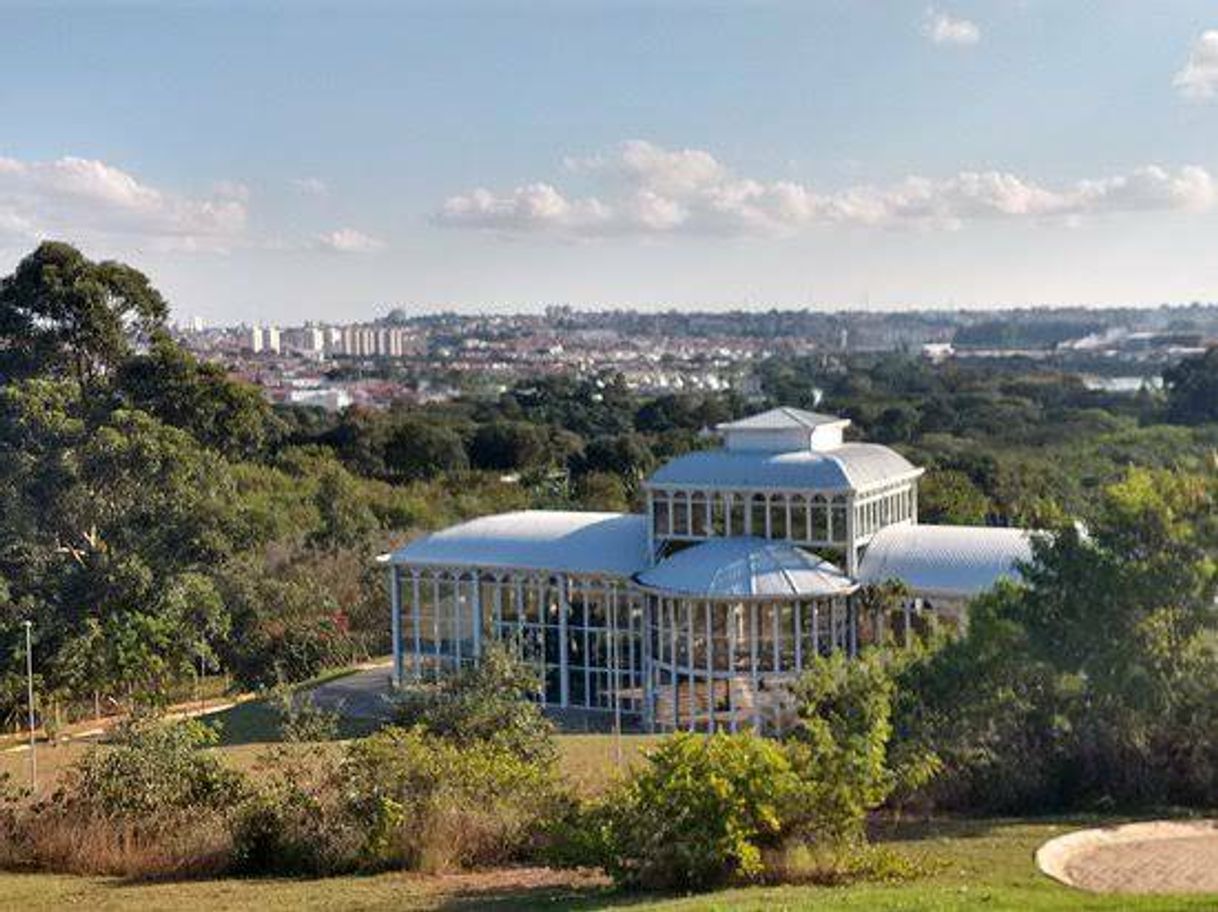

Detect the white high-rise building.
[{"left": 243, "top": 325, "right": 263, "bottom": 353}]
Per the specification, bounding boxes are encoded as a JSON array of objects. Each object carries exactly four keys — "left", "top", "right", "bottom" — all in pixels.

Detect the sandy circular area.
[{"left": 1037, "top": 820, "right": 1218, "bottom": 894}]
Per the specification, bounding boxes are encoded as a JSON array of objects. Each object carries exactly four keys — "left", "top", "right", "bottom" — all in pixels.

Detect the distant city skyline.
[{"left": 4, "top": 1, "right": 1218, "bottom": 322}]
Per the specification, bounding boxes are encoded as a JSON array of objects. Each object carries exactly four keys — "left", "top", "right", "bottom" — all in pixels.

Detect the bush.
[
  {"left": 229, "top": 745, "right": 362, "bottom": 876},
  {"left": 344, "top": 726, "right": 563, "bottom": 872},
  {"left": 392, "top": 644, "right": 557, "bottom": 765},
  {"left": 56, "top": 717, "right": 244, "bottom": 820},
  {"left": 586, "top": 732, "right": 802, "bottom": 890},
  {"left": 556, "top": 656, "right": 932, "bottom": 892},
  {"left": 762, "top": 842, "right": 934, "bottom": 887},
  {"left": 784, "top": 651, "right": 929, "bottom": 844},
  {"left": 231, "top": 726, "right": 565, "bottom": 876},
  {"left": 27, "top": 718, "right": 246, "bottom": 877},
  {"left": 269, "top": 684, "right": 341, "bottom": 742}
]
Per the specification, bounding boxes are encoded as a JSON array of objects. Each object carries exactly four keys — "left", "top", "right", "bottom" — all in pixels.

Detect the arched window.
[
  {"left": 810, "top": 495, "right": 829, "bottom": 542},
  {"left": 690, "top": 492, "right": 709, "bottom": 537},
  {"left": 790, "top": 495, "right": 810, "bottom": 544},
  {"left": 749, "top": 493, "right": 768, "bottom": 537},
  {"left": 831, "top": 500, "right": 848, "bottom": 543},
  {"left": 671, "top": 491, "right": 690, "bottom": 536},
  {"left": 769, "top": 495, "right": 789, "bottom": 540},
  {"left": 710, "top": 493, "right": 728, "bottom": 536},
  {"left": 728, "top": 493, "right": 746, "bottom": 536},
  {"left": 652, "top": 491, "right": 671, "bottom": 536}
]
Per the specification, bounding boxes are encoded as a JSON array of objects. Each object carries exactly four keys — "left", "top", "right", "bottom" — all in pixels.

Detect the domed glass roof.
[{"left": 635, "top": 538, "right": 856, "bottom": 600}]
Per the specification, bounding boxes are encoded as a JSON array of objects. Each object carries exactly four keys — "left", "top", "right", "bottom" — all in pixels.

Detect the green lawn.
[{"left": 0, "top": 817, "right": 1214, "bottom": 910}]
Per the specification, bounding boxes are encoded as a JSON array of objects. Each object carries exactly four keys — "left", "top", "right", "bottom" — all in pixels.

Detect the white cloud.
[
  {"left": 316, "top": 227, "right": 386, "bottom": 253},
  {"left": 0, "top": 154, "right": 246, "bottom": 251},
  {"left": 921, "top": 7, "right": 981, "bottom": 46},
  {"left": 434, "top": 140, "right": 1216, "bottom": 238},
  {"left": 291, "top": 176, "right": 329, "bottom": 196},
  {"left": 1174, "top": 30, "right": 1218, "bottom": 99}
]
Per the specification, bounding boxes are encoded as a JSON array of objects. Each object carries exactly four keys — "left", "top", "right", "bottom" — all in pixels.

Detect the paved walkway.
[
  {"left": 308, "top": 662, "right": 396, "bottom": 719},
  {"left": 1038, "top": 820, "right": 1218, "bottom": 894}
]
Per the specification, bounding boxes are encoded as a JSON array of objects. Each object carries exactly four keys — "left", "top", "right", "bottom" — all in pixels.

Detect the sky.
[{"left": 4, "top": 1, "right": 1218, "bottom": 323}]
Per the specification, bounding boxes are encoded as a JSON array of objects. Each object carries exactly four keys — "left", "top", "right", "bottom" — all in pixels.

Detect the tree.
[
  {"left": 785, "top": 652, "right": 902, "bottom": 843},
  {"left": 1164, "top": 346, "right": 1218, "bottom": 424},
  {"left": 468, "top": 420, "right": 549, "bottom": 472},
  {"left": 571, "top": 433, "right": 654, "bottom": 484},
  {"left": 392, "top": 644, "right": 556, "bottom": 765},
  {"left": 382, "top": 419, "right": 468, "bottom": 481},
  {"left": 0, "top": 242, "right": 167, "bottom": 389},
  {"left": 573, "top": 471, "right": 630, "bottom": 511},
  {"left": 116, "top": 337, "right": 281, "bottom": 460},
  {"left": 0, "top": 379, "right": 246, "bottom": 712},
  {"left": 872, "top": 404, "right": 920, "bottom": 444},
  {"left": 901, "top": 467, "right": 1218, "bottom": 810},
  {"left": 918, "top": 469, "right": 992, "bottom": 524}
]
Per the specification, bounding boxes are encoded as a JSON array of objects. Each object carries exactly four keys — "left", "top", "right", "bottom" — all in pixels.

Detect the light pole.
[{"left": 23, "top": 620, "right": 35, "bottom": 792}]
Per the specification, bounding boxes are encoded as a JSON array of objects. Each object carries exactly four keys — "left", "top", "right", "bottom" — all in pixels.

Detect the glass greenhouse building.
[{"left": 386, "top": 407, "right": 1032, "bottom": 732}]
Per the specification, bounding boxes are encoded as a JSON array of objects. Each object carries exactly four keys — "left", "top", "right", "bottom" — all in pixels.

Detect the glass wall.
[
  {"left": 645, "top": 594, "right": 856, "bottom": 733},
  {"left": 399, "top": 568, "right": 645, "bottom": 716},
  {"left": 648, "top": 487, "right": 906, "bottom": 550}
]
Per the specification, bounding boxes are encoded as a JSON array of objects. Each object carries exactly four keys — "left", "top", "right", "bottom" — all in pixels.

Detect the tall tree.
[
  {"left": 0, "top": 242, "right": 167, "bottom": 389},
  {"left": 1164, "top": 346, "right": 1218, "bottom": 425}
]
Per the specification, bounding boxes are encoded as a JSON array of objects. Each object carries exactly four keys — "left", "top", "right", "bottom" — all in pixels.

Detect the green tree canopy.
[
  {"left": 0, "top": 242, "right": 167, "bottom": 389},
  {"left": 1164, "top": 346, "right": 1218, "bottom": 424}
]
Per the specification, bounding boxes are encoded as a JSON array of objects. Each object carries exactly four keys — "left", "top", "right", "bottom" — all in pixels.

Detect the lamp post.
[{"left": 23, "top": 620, "right": 35, "bottom": 791}]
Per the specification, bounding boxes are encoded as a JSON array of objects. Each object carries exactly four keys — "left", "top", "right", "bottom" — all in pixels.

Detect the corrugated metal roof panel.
[
  {"left": 646, "top": 443, "right": 921, "bottom": 492},
  {"left": 858, "top": 524, "right": 1036, "bottom": 599},
  {"left": 716, "top": 407, "right": 847, "bottom": 431},
  {"left": 389, "top": 510, "right": 649, "bottom": 577}
]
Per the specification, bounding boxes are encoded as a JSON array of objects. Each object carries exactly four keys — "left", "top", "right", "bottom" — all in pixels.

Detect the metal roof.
[
  {"left": 715, "top": 407, "right": 849, "bottom": 432},
  {"left": 858, "top": 524, "right": 1035, "bottom": 599},
  {"left": 389, "top": 510, "right": 649, "bottom": 577},
  {"left": 636, "top": 538, "right": 856, "bottom": 600},
  {"left": 646, "top": 443, "right": 922, "bottom": 492}
]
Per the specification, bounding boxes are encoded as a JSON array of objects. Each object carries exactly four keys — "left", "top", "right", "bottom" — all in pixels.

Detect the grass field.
[{"left": 1, "top": 817, "right": 1215, "bottom": 910}]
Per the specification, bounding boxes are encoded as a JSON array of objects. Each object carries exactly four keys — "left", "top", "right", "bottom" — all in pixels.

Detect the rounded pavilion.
[
  {"left": 386, "top": 406, "right": 1034, "bottom": 733},
  {"left": 635, "top": 537, "right": 856, "bottom": 732}
]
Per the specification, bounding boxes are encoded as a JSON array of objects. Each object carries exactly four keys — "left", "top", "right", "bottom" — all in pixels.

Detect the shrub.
[
  {"left": 762, "top": 841, "right": 934, "bottom": 887},
  {"left": 784, "top": 651, "right": 926, "bottom": 844},
  {"left": 342, "top": 726, "right": 562, "bottom": 872},
  {"left": 231, "top": 726, "right": 564, "bottom": 876},
  {"left": 229, "top": 745, "right": 362, "bottom": 876},
  {"left": 587, "top": 732, "right": 802, "bottom": 891},
  {"left": 269, "top": 684, "right": 341, "bottom": 742},
  {"left": 27, "top": 718, "right": 246, "bottom": 877},
  {"left": 60, "top": 718, "right": 244, "bottom": 817},
  {"left": 392, "top": 644, "right": 557, "bottom": 765}
]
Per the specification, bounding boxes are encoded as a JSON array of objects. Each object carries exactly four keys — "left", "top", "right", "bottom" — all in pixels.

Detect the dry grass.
[
  {"left": 554, "top": 734, "right": 661, "bottom": 796},
  {"left": 1, "top": 734, "right": 654, "bottom": 802},
  {"left": 19, "top": 813, "right": 234, "bottom": 879}
]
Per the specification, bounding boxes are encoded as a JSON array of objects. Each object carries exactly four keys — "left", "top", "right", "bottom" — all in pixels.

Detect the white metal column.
[{"left": 389, "top": 566, "right": 402, "bottom": 686}]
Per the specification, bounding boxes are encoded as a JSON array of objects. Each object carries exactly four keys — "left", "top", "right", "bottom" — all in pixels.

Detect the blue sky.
[{"left": 3, "top": 1, "right": 1218, "bottom": 323}]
